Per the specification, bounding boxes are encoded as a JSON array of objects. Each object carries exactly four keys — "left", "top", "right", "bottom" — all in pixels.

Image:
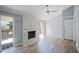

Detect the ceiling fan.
[{"left": 45, "top": 5, "right": 57, "bottom": 15}]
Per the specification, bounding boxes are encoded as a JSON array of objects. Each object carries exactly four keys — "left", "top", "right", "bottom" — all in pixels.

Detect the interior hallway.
[{"left": 2, "top": 36, "right": 78, "bottom": 53}]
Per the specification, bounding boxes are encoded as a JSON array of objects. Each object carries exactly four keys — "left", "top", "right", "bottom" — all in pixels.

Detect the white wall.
[
  {"left": 74, "top": 6, "right": 79, "bottom": 50},
  {"left": 62, "top": 6, "right": 74, "bottom": 17},
  {"left": 46, "top": 14, "right": 63, "bottom": 38},
  {"left": 13, "top": 15, "right": 23, "bottom": 46}
]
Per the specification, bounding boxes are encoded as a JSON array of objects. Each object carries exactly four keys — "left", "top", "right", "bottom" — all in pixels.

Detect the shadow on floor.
[{"left": 2, "top": 42, "right": 13, "bottom": 50}]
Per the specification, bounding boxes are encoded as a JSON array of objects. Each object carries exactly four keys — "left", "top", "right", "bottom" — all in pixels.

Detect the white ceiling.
[{"left": 3, "top": 5, "right": 71, "bottom": 20}]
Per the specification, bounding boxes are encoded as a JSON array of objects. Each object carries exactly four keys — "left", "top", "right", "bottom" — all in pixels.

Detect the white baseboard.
[{"left": 14, "top": 43, "right": 22, "bottom": 47}]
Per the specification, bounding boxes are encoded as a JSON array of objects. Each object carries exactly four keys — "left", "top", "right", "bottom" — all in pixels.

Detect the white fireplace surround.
[
  {"left": 23, "top": 27, "right": 38, "bottom": 47},
  {"left": 22, "top": 15, "right": 41, "bottom": 47}
]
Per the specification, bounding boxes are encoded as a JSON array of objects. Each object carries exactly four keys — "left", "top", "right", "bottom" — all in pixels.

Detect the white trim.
[
  {"left": 14, "top": 43, "right": 22, "bottom": 47},
  {"left": 62, "top": 16, "right": 74, "bottom": 19}
]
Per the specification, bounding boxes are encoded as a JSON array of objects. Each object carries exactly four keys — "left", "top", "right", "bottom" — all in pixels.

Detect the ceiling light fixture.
[{"left": 45, "top": 5, "right": 57, "bottom": 15}]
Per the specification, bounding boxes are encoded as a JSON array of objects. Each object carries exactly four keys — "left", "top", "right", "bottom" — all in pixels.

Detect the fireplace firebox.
[{"left": 28, "top": 31, "right": 36, "bottom": 39}]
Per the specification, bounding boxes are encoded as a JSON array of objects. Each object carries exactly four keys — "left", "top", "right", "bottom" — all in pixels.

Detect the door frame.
[
  {"left": 62, "top": 17, "right": 74, "bottom": 40},
  {"left": 0, "top": 11, "right": 15, "bottom": 51},
  {"left": 0, "top": 16, "right": 2, "bottom": 52}
]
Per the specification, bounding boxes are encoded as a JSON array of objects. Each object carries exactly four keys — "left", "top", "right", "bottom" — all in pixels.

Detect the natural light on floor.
[
  {"left": 1, "top": 38, "right": 13, "bottom": 45},
  {"left": 40, "top": 33, "right": 44, "bottom": 39}
]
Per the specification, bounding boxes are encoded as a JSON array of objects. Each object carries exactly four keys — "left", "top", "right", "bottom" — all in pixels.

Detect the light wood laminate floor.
[{"left": 1, "top": 36, "right": 78, "bottom": 53}]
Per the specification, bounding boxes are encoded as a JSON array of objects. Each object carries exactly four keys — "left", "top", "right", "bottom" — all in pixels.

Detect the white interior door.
[{"left": 64, "top": 19, "right": 73, "bottom": 40}]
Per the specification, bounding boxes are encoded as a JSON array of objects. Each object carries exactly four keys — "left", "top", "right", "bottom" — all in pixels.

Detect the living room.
[{"left": 0, "top": 5, "right": 79, "bottom": 53}]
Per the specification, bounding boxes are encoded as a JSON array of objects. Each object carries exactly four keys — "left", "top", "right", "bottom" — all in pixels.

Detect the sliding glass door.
[{"left": 0, "top": 14, "right": 14, "bottom": 52}]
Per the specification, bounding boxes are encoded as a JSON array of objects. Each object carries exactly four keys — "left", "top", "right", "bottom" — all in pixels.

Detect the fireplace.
[{"left": 28, "top": 31, "right": 36, "bottom": 39}]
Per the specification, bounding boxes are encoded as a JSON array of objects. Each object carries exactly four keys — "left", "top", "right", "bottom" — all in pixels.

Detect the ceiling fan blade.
[
  {"left": 45, "top": 5, "right": 57, "bottom": 15},
  {"left": 50, "top": 10, "right": 57, "bottom": 12}
]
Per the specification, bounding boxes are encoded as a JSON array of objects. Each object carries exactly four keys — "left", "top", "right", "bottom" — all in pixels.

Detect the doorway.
[
  {"left": 40, "top": 21, "right": 43, "bottom": 39},
  {"left": 63, "top": 18, "right": 73, "bottom": 40},
  {"left": 1, "top": 15, "right": 14, "bottom": 50},
  {"left": 40, "top": 21, "right": 46, "bottom": 39}
]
